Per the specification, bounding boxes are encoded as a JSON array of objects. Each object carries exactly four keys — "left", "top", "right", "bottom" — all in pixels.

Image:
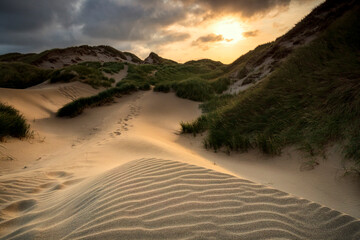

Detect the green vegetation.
[
  {"left": 181, "top": 7, "right": 360, "bottom": 167},
  {"left": 121, "top": 59, "right": 229, "bottom": 101},
  {"left": 102, "top": 62, "right": 124, "bottom": 73},
  {"left": 0, "top": 103, "right": 29, "bottom": 140},
  {"left": 0, "top": 62, "right": 51, "bottom": 88},
  {"left": 117, "top": 64, "right": 156, "bottom": 89},
  {"left": 153, "top": 61, "right": 227, "bottom": 101},
  {"left": 0, "top": 51, "right": 50, "bottom": 65},
  {"left": 172, "top": 78, "right": 214, "bottom": 101},
  {"left": 50, "top": 61, "right": 124, "bottom": 88},
  {"left": 57, "top": 83, "right": 137, "bottom": 117},
  {"left": 0, "top": 45, "right": 130, "bottom": 65}
]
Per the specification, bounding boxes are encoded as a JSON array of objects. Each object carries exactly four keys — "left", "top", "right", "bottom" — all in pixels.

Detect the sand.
[{"left": 0, "top": 83, "right": 359, "bottom": 239}]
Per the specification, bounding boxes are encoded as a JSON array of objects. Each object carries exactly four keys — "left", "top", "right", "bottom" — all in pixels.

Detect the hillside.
[
  {"left": 226, "top": 0, "right": 358, "bottom": 94},
  {"left": 0, "top": 45, "right": 143, "bottom": 69},
  {"left": 182, "top": 0, "right": 360, "bottom": 169},
  {"left": 144, "top": 52, "right": 177, "bottom": 65}
]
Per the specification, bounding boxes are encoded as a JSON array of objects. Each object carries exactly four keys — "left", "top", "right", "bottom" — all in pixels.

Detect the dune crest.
[{"left": 1, "top": 158, "right": 359, "bottom": 239}]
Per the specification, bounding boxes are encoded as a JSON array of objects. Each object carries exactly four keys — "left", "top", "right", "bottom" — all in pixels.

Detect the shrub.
[
  {"left": 210, "top": 78, "right": 231, "bottom": 94},
  {"left": 57, "top": 83, "right": 138, "bottom": 117},
  {"left": 0, "top": 103, "right": 29, "bottom": 140},
  {"left": 0, "top": 62, "right": 50, "bottom": 89},
  {"left": 172, "top": 78, "right": 214, "bottom": 101},
  {"left": 49, "top": 63, "right": 113, "bottom": 88}
]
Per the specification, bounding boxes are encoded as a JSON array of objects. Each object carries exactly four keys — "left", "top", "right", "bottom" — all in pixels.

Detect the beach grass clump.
[
  {"left": 0, "top": 102, "right": 29, "bottom": 140},
  {"left": 0, "top": 62, "right": 51, "bottom": 88},
  {"left": 101, "top": 62, "right": 124, "bottom": 74},
  {"left": 172, "top": 78, "right": 214, "bottom": 101},
  {"left": 181, "top": 8, "right": 360, "bottom": 166},
  {"left": 153, "top": 81, "right": 172, "bottom": 93},
  {"left": 57, "top": 83, "right": 137, "bottom": 117},
  {"left": 50, "top": 63, "right": 114, "bottom": 88},
  {"left": 210, "top": 77, "right": 231, "bottom": 94}
]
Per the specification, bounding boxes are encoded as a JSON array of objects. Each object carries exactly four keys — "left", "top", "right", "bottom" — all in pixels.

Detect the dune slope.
[
  {"left": 1, "top": 158, "right": 360, "bottom": 240},
  {"left": 0, "top": 84, "right": 359, "bottom": 238}
]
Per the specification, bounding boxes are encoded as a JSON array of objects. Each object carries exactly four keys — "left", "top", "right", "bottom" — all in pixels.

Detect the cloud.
[
  {"left": 242, "top": 30, "right": 260, "bottom": 38},
  {"left": 181, "top": 0, "right": 292, "bottom": 18},
  {"left": 76, "top": 0, "right": 187, "bottom": 41},
  {"left": 192, "top": 33, "right": 224, "bottom": 50},
  {"left": 195, "top": 33, "right": 224, "bottom": 43},
  {"left": 0, "top": 0, "right": 320, "bottom": 55}
]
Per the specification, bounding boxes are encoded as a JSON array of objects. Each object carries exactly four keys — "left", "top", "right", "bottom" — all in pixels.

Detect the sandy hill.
[
  {"left": 0, "top": 85, "right": 359, "bottom": 239},
  {"left": 226, "top": 0, "right": 358, "bottom": 94},
  {"left": 0, "top": 0, "right": 360, "bottom": 239},
  {"left": 144, "top": 52, "right": 177, "bottom": 65},
  {"left": 0, "top": 45, "right": 143, "bottom": 69}
]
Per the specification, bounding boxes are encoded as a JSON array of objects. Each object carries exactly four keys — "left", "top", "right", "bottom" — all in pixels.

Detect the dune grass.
[
  {"left": 181, "top": 7, "right": 360, "bottom": 167},
  {"left": 57, "top": 83, "right": 137, "bottom": 117},
  {"left": 0, "top": 103, "right": 29, "bottom": 140},
  {"left": 117, "top": 64, "right": 157, "bottom": 89},
  {"left": 172, "top": 78, "right": 215, "bottom": 101},
  {"left": 110, "top": 59, "right": 228, "bottom": 101},
  {"left": 0, "top": 62, "right": 51, "bottom": 88},
  {"left": 50, "top": 62, "right": 119, "bottom": 88},
  {"left": 151, "top": 60, "right": 228, "bottom": 101}
]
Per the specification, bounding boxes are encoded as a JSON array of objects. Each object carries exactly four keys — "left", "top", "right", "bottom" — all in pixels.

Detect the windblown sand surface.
[
  {"left": 1, "top": 158, "right": 360, "bottom": 239},
  {"left": 0, "top": 82, "right": 359, "bottom": 239}
]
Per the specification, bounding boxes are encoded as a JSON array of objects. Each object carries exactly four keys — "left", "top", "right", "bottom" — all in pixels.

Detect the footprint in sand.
[
  {"left": 1, "top": 199, "right": 37, "bottom": 218},
  {"left": 46, "top": 171, "right": 72, "bottom": 179}
]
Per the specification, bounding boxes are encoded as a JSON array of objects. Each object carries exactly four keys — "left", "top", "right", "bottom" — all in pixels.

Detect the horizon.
[{"left": 0, "top": 0, "right": 324, "bottom": 64}]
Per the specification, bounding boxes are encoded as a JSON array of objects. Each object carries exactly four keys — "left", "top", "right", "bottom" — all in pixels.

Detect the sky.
[{"left": 0, "top": 0, "right": 324, "bottom": 64}]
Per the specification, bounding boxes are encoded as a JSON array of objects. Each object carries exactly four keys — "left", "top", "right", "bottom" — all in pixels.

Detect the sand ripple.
[{"left": 1, "top": 158, "right": 359, "bottom": 239}]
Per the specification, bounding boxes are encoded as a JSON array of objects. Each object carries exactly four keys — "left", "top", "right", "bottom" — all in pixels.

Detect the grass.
[
  {"left": 181, "top": 6, "right": 360, "bottom": 167},
  {"left": 151, "top": 60, "right": 228, "bottom": 101},
  {"left": 0, "top": 62, "right": 51, "bottom": 88},
  {"left": 109, "top": 58, "right": 229, "bottom": 102},
  {"left": 57, "top": 83, "right": 137, "bottom": 117},
  {"left": 172, "top": 78, "right": 214, "bottom": 101},
  {"left": 50, "top": 62, "right": 121, "bottom": 88},
  {"left": 117, "top": 64, "right": 157, "bottom": 89},
  {"left": 0, "top": 103, "right": 29, "bottom": 140}
]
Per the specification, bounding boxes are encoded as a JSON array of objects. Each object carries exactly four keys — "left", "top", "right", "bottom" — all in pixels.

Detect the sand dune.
[
  {"left": 1, "top": 158, "right": 359, "bottom": 239},
  {"left": 1, "top": 84, "right": 360, "bottom": 238}
]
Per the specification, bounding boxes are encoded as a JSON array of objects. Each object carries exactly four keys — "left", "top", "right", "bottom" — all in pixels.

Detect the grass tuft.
[
  {"left": 0, "top": 62, "right": 51, "bottom": 88},
  {"left": 0, "top": 103, "right": 29, "bottom": 140},
  {"left": 57, "top": 83, "right": 137, "bottom": 117}
]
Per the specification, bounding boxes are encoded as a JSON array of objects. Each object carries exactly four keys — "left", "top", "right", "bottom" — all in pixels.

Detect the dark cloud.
[
  {"left": 76, "top": 0, "right": 187, "bottom": 41},
  {"left": 0, "top": 0, "right": 75, "bottom": 32},
  {"left": 181, "top": 0, "right": 292, "bottom": 18},
  {"left": 195, "top": 34, "right": 224, "bottom": 43},
  {"left": 0, "top": 0, "right": 319, "bottom": 54},
  {"left": 242, "top": 30, "right": 260, "bottom": 38},
  {"left": 192, "top": 33, "right": 224, "bottom": 50}
]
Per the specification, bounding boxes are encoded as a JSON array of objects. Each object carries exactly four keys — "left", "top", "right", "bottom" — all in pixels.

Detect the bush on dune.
[
  {"left": 50, "top": 62, "right": 123, "bottom": 88},
  {"left": 0, "top": 62, "right": 51, "bottom": 89},
  {"left": 172, "top": 78, "right": 214, "bottom": 101},
  {"left": 0, "top": 103, "right": 29, "bottom": 140},
  {"left": 57, "top": 83, "right": 137, "bottom": 118}
]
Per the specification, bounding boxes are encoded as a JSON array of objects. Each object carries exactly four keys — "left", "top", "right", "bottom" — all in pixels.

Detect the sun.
[{"left": 213, "top": 19, "right": 245, "bottom": 44}]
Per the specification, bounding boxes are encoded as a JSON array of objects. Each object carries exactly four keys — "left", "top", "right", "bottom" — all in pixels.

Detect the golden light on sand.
[{"left": 213, "top": 18, "right": 245, "bottom": 44}]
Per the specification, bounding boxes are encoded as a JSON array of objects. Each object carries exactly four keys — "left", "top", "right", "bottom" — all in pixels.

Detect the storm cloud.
[
  {"left": 0, "top": 0, "right": 318, "bottom": 55},
  {"left": 181, "top": 0, "right": 292, "bottom": 17}
]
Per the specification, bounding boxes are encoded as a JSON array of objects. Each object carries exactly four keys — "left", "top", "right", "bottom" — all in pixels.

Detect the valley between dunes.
[{"left": 0, "top": 81, "right": 359, "bottom": 239}]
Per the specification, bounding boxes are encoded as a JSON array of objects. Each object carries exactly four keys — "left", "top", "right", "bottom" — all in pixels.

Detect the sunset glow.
[
  {"left": 213, "top": 19, "right": 245, "bottom": 44},
  {"left": 0, "top": 0, "right": 325, "bottom": 64}
]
